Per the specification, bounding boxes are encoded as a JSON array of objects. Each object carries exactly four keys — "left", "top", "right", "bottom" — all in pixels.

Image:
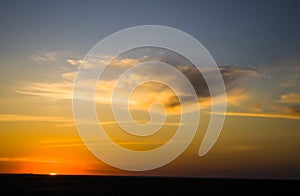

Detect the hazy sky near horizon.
[{"left": 0, "top": 0, "right": 299, "bottom": 178}]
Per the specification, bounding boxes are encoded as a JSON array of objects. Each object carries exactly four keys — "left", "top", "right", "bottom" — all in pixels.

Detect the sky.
[{"left": 0, "top": 0, "right": 299, "bottom": 178}]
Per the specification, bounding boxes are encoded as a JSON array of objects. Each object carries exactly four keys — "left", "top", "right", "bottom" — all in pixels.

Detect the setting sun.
[{"left": 49, "top": 173, "right": 57, "bottom": 176}]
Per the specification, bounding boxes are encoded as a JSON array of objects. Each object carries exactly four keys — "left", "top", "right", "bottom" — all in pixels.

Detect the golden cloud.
[
  {"left": 279, "top": 93, "right": 300, "bottom": 103},
  {"left": 211, "top": 111, "right": 300, "bottom": 120}
]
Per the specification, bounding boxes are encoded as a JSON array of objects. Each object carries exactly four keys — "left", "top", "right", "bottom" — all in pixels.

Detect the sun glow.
[{"left": 49, "top": 172, "right": 57, "bottom": 176}]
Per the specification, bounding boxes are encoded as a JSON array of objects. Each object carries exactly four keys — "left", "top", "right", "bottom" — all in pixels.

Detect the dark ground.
[{"left": 0, "top": 174, "right": 299, "bottom": 195}]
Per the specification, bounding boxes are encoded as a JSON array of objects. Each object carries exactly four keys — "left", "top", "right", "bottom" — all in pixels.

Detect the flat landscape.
[{"left": 0, "top": 174, "right": 299, "bottom": 195}]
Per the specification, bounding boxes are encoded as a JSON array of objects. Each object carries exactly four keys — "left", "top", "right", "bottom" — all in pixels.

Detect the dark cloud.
[
  {"left": 160, "top": 64, "right": 259, "bottom": 108},
  {"left": 292, "top": 106, "right": 300, "bottom": 114},
  {"left": 107, "top": 47, "right": 260, "bottom": 108},
  {"left": 178, "top": 64, "right": 259, "bottom": 97}
]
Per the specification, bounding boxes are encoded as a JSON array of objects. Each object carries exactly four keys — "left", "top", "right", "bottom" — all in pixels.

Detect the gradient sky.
[{"left": 0, "top": 0, "right": 299, "bottom": 178}]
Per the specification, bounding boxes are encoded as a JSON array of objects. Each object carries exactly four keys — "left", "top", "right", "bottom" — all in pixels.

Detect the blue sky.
[{"left": 1, "top": 0, "right": 299, "bottom": 65}]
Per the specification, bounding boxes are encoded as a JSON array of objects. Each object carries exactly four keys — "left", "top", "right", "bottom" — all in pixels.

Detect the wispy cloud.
[
  {"left": 30, "top": 50, "right": 59, "bottom": 62},
  {"left": 15, "top": 81, "right": 73, "bottom": 100},
  {"left": 39, "top": 139, "right": 182, "bottom": 150},
  {"left": 279, "top": 93, "right": 300, "bottom": 104},
  {"left": 66, "top": 54, "right": 148, "bottom": 69},
  {"left": 220, "top": 64, "right": 260, "bottom": 78},
  {"left": 0, "top": 113, "right": 73, "bottom": 123},
  {"left": 17, "top": 52, "right": 261, "bottom": 116},
  {"left": 62, "top": 71, "right": 77, "bottom": 81},
  {"left": 281, "top": 74, "right": 300, "bottom": 87},
  {"left": 21, "top": 50, "right": 300, "bottom": 121},
  {"left": 66, "top": 59, "right": 84, "bottom": 66},
  {"left": 39, "top": 140, "right": 85, "bottom": 149},
  {"left": 211, "top": 111, "right": 300, "bottom": 120},
  {"left": 0, "top": 113, "right": 183, "bottom": 128},
  {"left": 0, "top": 157, "right": 59, "bottom": 163}
]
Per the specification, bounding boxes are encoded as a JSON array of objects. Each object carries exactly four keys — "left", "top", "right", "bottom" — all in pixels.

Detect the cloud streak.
[
  {"left": 66, "top": 59, "right": 84, "bottom": 66},
  {"left": 0, "top": 114, "right": 74, "bottom": 123},
  {"left": 30, "top": 50, "right": 59, "bottom": 62},
  {"left": 279, "top": 93, "right": 300, "bottom": 104},
  {"left": 15, "top": 81, "right": 74, "bottom": 100},
  {"left": 17, "top": 52, "right": 262, "bottom": 116},
  {"left": 0, "top": 157, "right": 59, "bottom": 163},
  {"left": 212, "top": 111, "right": 300, "bottom": 120},
  {"left": 21, "top": 50, "right": 300, "bottom": 121}
]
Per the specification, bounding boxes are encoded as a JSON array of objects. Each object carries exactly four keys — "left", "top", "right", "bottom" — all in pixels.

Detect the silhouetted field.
[{"left": 0, "top": 174, "right": 299, "bottom": 195}]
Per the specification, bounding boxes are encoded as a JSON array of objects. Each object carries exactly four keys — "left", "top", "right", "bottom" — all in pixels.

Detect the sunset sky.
[{"left": 0, "top": 0, "right": 299, "bottom": 178}]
